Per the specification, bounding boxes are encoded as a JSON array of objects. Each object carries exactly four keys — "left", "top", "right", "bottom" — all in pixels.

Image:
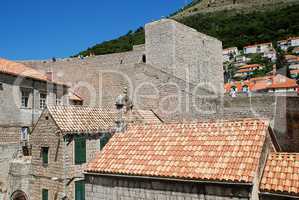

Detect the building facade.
[{"left": 84, "top": 119, "right": 277, "bottom": 200}]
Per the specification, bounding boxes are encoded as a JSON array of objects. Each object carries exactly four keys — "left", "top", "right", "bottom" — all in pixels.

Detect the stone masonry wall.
[
  {"left": 29, "top": 109, "right": 103, "bottom": 200},
  {"left": 30, "top": 110, "right": 64, "bottom": 200},
  {"left": 85, "top": 175, "right": 251, "bottom": 200},
  {"left": 145, "top": 19, "right": 224, "bottom": 94},
  {"left": 0, "top": 143, "right": 19, "bottom": 196}
]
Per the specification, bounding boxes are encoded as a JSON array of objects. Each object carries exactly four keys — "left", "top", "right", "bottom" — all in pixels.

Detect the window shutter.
[
  {"left": 42, "top": 147, "right": 49, "bottom": 165},
  {"left": 75, "top": 137, "right": 86, "bottom": 164},
  {"left": 42, "top": 189, "right": 48, "bottom": 200},
  {"left": 75, "top": 181, "right": 85, "bottom": 200}
]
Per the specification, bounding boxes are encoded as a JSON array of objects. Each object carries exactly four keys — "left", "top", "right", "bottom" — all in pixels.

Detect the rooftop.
[
  {"left": 0, "top": 58, "right": 65, "bottom": 85},
  {"left": 47, "top": 105, "right": 162, "bottom": 135},
  {"left": 48, "top": 105, "right": 116, "bottom": 134},
  {"left": 260, "top": 153, "right": 299, "bottom": 197},
  {"left": 86, "top": 118, "right": 269, "bottom": 184}
]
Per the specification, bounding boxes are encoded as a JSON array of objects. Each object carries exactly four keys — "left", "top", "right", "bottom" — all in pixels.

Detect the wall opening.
[
  {"left": 11, "top": 190, "right": 28, "bottom": 200},
  {"left": 142, "top": 54, "right": 146, "bottom": 63}
]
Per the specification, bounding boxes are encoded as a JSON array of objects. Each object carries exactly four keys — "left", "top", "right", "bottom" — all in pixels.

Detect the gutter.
[
  {"left": 83, "top": 172, "right": 253, "bottom": 186},
  {"left": 260, "top": 192, "right": 299, "bottom": 199}
]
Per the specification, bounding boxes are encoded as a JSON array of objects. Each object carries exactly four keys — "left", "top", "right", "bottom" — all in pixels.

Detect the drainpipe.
[
  {"left": 63, "top": 136, "right": 67, "bottom": 199},
  {"left": 31, "top": 80, "right": 35, "bottom": 127}
]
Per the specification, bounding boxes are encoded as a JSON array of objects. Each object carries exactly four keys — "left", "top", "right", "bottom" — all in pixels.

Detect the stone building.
[
  {"left": 0, "top": 58, "right": 70, "bottom": 198},
  {"left": 85, "top": 118, "right": 281, "bottom": 200},
  {"left": 24, "top": 105, "right": 161, "bottom": 200}
]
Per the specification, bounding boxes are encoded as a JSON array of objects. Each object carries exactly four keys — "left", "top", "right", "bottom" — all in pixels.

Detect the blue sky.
[{"left": 0, "top": 0, "right": 192, "bottom": 60}]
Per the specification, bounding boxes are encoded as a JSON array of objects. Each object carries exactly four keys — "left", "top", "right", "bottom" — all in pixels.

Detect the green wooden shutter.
[
  {"left": 75, "top": 181, "right": 85, "bottom": 200},
  {"left": 42, "top": 189, "right": 48, "bottom": 200},
  {"left": 75, "top": 137, "right": 86, "bottom": 164},
  {"left": 42, "top": 147, "right": 49, "bottom": 164}
]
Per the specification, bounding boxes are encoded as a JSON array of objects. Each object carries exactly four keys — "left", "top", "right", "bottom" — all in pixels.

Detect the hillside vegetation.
[{"left": 76, "top": 3, "right": 299, "bottom": 56}]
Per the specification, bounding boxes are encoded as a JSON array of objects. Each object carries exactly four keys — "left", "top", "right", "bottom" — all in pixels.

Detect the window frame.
[
  {"left": 20, "top": 127, "right": 30, "bottom": 141},
  {"left": 20, "top": 88, "right": 30, "bottom": 108},
  {"left": 74, "top": 136, "right": 86, "bottom": 165},
  {"left": 41, "top": 147, "right": 49, "bottom": 166},
  {"left": 42, "top": 188, "right": 48, "bottom": 200},
  {"left": 75, "top": 180, "right": 85, "bottom": 200},
  {"left": 39, "top": 93, "right": 47, "bottom": 109}
]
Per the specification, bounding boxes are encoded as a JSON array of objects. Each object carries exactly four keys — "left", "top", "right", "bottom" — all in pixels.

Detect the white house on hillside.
[{"left": 243, "top": 42, "right": 273, "bottom": 54}]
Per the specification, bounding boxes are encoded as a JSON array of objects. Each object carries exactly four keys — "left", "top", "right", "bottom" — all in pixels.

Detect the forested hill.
[{"left": 75, "top": 1, "right": 299, "bottom": 57}]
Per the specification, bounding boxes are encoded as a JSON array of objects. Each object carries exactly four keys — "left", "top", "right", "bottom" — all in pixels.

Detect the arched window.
[
  {"left": 142, "top": 54, "right": 146, "bottom": 63},
  {"left": 11, "top": 190, "right": 28, "bottom": 200}
]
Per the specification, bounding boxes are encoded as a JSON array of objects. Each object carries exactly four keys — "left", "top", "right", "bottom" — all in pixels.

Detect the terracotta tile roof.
[
  {"left": 239, "top": 64, "right": 261, "bottom": 69},
  {"left": 86, "top": 119, "right": 269, "bottom": 183},
  {"left": 267, "top": 74, "right": 298, "bottom": 89},
  {"left": 0, "top": 58, "right": 48, "bottom": 81},
  {"left": 237, "top": 68, "right": 254, "bottom": 73},
  {"left": 260, "top": 153, "right": 299, "bottom": 197},
  {"left": 48, "top": 105, "right": 117, "bottom": 134},
  {"left": 127, "top": 109, "right": 163, "bottom": 124},
  {"left": 0, "top": 58, "right": 67, "bottom": 86},
  {"left": 47, "top": 106, "right": 162, "bottom": 134},
  {"left": 69, "top": 92, "right": 83, "bottom": 101}
]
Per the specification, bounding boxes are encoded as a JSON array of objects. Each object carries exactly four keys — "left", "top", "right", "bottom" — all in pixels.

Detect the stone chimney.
[{"left": 115, "top": 88, "right": 132, "bottom": 132}]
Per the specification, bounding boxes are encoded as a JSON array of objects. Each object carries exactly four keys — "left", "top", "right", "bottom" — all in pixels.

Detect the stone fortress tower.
[{"left": 145, "top": 19, "right": 223, "bottom": 94}]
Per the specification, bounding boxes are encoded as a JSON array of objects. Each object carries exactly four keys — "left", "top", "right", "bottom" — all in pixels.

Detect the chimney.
[
  {"left": 115, "top": 88, "right": 133, "bottom": 132},
  {"left": 46, "top": 71, "right": 53, "bottom": 81}
]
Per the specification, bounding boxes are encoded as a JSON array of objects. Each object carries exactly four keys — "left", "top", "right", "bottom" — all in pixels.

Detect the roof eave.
[{"left": 83, "top": 172, "right": 253, "bottom": 186}]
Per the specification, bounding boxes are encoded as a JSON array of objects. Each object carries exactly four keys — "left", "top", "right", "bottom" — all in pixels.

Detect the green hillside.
[{"left": 75, "top": 3, "right": 299, "bottom": 56}]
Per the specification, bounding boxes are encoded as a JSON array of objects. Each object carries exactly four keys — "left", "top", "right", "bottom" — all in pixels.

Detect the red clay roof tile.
[
  {"left": 86, "top": 119, "right": 269, "bottom": 183},
  {"left": 260, "top": 153, "right": 299, "bottom": 197}
]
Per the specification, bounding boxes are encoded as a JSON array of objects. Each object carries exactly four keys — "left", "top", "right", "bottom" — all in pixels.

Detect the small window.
[
  {"left": 142, "top": 55, "right": 146, "bottom": 63},
  {"left": 21, "top": 88, "right": 30, "bottom": 108},
  {"left": 75, "top": 181, "right": 85, "bottom": 200},
  {"left": 74, "top": 137, "right": 86, "bottom": 165},
  {"left": 41, "top": 147, "right": 49, "bottom": 165},
  {"left": 42, "top": 189, "right": 48, "bottom": 200},
  {"left": 21, "top": 127, "right": 29, "bottom": 141},
  {"left": 56, "top": 95, "right": 62, "bottom": 105},
  {"left": 40, "top": 93, "right": 47, "bottom": 109}
]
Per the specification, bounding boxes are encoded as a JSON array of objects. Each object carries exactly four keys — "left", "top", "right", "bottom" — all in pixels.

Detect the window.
[
  {"left": 41, "top": 147, "right": 49, "bottom": 165},
  {"left": 21, "top": 88, "right": 30, "bottom": 108},
  {"left": 21, "top": 127, "right": 29, "bottom": 141},
  {"left": 56, "top": 95, "right": 62, "bottom": 105},
  {"left": 0, "top": 82, "right": 3, "bottom": 90},
  {"left": 74, "top": 137, "right": 86, "bottom": 165},
  {"left": 40, "top": 93, "right": 47, "bottom": 109},
  {"left": 142, "top": 54, "right": 146, "bottom": 63},
  {"left": 75, "top": 181, "right": 85, "bottom": 200},
  {"left": 42, "top": 189, "right": 48, "bottom": 200}
]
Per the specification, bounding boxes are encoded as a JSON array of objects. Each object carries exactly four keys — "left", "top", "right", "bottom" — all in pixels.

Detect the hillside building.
[
  {"left": 243, "top": 42, "right": 273, "bottom": 55},
  {"left": 225, "top": 74, "right": 298, "bottom": 93},
  {"left": 278, "top": 36, "right": 299, "bottom": 51},
  {"left": 223, "top": 47, "right": 239, "bottom": 62}
]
